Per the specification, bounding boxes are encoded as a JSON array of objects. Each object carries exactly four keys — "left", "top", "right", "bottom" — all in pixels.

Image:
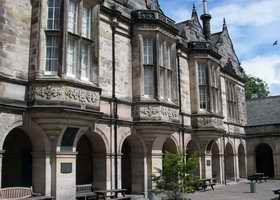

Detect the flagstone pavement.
[{"left": 187, "top": 180, "right": 280, "bottom": 200}]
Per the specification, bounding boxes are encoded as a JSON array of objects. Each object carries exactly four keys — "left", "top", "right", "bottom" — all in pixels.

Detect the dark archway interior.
[
  {"left": 238, "top": 144, "right": 246, "bottom": 178},
  {"left": 211, "top": 143, "right": 220, "bottom": 182},
  {"left": 2, "top": 128, "right": 32, "bottom": 188},
  {"left": 76, "top": 135, "right": 93, "bottom": 185},
  {"left": 121, "top": 136, "right": 144, "bottom": 194},
  {"left": 76, "top": 133, "right": 107, "bottom": 189},
  {"left": 186, "top": 140, "right": 200, "bottom": 176},
  {"left": 255, "top": 143, "right": 274, "bottom": 177},
  {"left": 225, "top": 143, "right": 234, "bottom": 181}
]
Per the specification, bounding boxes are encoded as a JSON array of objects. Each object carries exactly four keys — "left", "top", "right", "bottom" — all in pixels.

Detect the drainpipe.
[
  {"left": 177, "top": 50, "right": 185, "bottom": 155},
  {"left": 223, "top": 135, "right": 227, "bottom": 185},
  {"left": 111, "top": 15, "right": 119, "bottom": 190}
]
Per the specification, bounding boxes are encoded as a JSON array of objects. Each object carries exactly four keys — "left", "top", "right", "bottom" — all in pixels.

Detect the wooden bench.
[
  {"left": 76, "top": 184, "right": 96, "bottom": 200},
  {"left": 273, "top": 189, "right": 280, "bottom": 200},
  {"left": 0, "top": 187, "right": 53, "bottom": 200}
]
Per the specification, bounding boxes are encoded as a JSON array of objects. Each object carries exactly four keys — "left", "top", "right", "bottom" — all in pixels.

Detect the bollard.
[{"left": 250, "top": 181, "right": 256, "bottom": 193}]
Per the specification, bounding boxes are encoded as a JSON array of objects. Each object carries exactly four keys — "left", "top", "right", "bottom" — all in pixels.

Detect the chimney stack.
[{"left": 200, "top": 0, "right": 212, "bottom": 40}]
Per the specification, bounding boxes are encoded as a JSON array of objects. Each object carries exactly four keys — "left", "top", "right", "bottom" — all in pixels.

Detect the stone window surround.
[
  {"left": 196, "top": 59, "right": 222, "bottom": 115},
  {"left": 226, "top": 79, "right": 239, "bottom": 123},
  {"left": 43, "top": 0, "right": 98, "bottom": 85},
  {"left": 139, "top": 32, "right": 178, "bottom": 104}
]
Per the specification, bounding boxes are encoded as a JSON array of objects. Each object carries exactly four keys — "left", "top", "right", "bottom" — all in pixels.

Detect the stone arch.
[
  {"left": 75, "top": 131, "right": 108, "bottom": 189},
  {"left": 2, "top": 127, "right": 32, "bottom": 188},
  {"left": 238, "top": 143, "right": 246, "bottom": 178},
  {"left": 0, "top": 119, "right": 23, "bottom": 150},
  {"left": 225, "top": 142, "right": 235, "bottom": 181},
  {"left": 1, "top": 122, "right": 50, "bottom": 194},
  {"left": 120, "top": 134, "right": 145, "bottom": 194},
  {"left": 255, "top": 143, "right": 274, "bottom": 177},
  {"left": 162, "top": 136, "right": 179, "bottom": 154}
]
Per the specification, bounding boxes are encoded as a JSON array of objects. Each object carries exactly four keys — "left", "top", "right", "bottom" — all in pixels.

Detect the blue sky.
[{"left": 159, "top": 0, "right": 280, "bottom": 96}]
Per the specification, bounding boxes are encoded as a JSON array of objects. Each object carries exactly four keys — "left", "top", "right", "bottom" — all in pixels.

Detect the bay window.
[
  {"left": 46, "top": 0, "right": 62, "bottom": 74},
  {"left": 46, "top": 35, "right": 60, "bottom": 72},
  {"left": 67, "top": 37, "right": 77, "bottom": 76},
  {"left": 80, "top": 43, "right": 91, "bottom": 80},
  {"left": 47, "top": 0, "right": 61, "bottom": 30},
  {"left": 159, "top": 42, "right": 173, "bottom": 101},
  {"left": 143, "top": 38, "right": 155, "bottom": 97},
  {"left": 198, "top": 63, "right": 209, "bottom": 110},
  {"left": 68, "top": 0, "right": 78, "bottom": 33}
]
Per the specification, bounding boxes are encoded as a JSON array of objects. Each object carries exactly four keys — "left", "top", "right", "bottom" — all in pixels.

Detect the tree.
[
  {"left": 152, "top": 153, "right": 199, "bottom": 200},
  {"left": 244, "top": 74, "right": 270, "bottom": 100}
]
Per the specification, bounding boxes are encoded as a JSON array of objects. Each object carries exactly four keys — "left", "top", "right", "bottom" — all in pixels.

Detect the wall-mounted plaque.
[
  {"left": 207, "top": 160, "right": 211, "bottom": 166},
  {"left": 61, "top": 163, "right": 72, "bottom": 174}
]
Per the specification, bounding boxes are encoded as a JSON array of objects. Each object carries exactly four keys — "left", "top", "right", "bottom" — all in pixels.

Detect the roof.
[{"left": 246, "top": 96, "right": 280, "bottom": 126}]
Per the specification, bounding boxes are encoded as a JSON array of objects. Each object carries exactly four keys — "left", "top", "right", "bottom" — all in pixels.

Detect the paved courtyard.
[{"left": 188, "top": 180, "right": 280, "bottom": 200}]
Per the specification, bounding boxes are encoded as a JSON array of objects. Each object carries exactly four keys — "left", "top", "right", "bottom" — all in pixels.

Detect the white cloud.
[
  {"left": 211, "top": 0, "right": 280, "bottom": 31},
  {"left": 242, "top": 55, "right": 280, "bottom": 95}
]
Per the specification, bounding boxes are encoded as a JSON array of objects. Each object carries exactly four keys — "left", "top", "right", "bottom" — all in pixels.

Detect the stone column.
[
  {"left": 201, "top": 154, "right": 212, "bottom": 179},
  {"left": 234, "top": 154, "right": 239, "bottom": 181},
  {"left": 106, "top": 154, "right": 112, "bottom": 190},
  {"left": 246, "top": 151, "right": 255, "bottom": 176},
  {"left": 273, "top": 152, "right": 280, "bottom": 178},
  {"left": 117, "top": 154, "right": 122, "bottom": 190},
  {"left": 32, "top": 152, "right": 52, "bottom": 195},
  {"left": 146, "top": 150, "right": 162, "bottom": 191},
  {"left": 55, "top": 152, "right": 77, "bottom": 200},
  {"left": 0, "top": 150, "right": 5, "bottom": 187}
]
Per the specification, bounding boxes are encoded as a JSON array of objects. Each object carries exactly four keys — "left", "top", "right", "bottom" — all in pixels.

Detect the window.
[
  {"left": 198, "top": 63, "right": 209, "bottom": 110},
  {"left": 68, "top": 0, "right": 78, "bottom": 33},
  {"left": 143, "top": 38, "right": 155, "bottom": 97},
  {"left": 47, "top": 0, "right": 61, "bottom": 30},
  {"left": 46, "top": 35, "right": 60, "bottom": 72},
  {"left": 82, "top": 7, "right": 92, "bottom": 38},
  {"left": 143, "top": 39, "right": 154, "bottom": 65},
  {"left": 159, "top": 42, "right": 173, "bottom": 101},
  {"left": 67, "top": 37, "right": 77, "bottom": 76},
  {"left": 144, "top": 66, "right": 154, "bottom": 96},
  {"left": 80, "top": 43, "right": 91, "bottom": 80},
  {"left": 210, "top": 66, "right": 220, "bottom": 113},
  {"left": 226, "top": 80, "right": 239, "bottom": 122}
]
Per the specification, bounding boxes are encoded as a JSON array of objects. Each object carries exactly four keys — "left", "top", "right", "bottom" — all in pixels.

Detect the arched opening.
[
  {"left": 163, "top": 138, "right": 177, "bottom": 154},
  {"left": 238, "top": 144, "right": 246, "bottom": 178},
  {"left": 225, "top": 143, "right": 234, "bottom": 181},
  {"left": 255, "top": 143, "right": 274, "bottom": 177},
  {"left": 211, "top": 142, "right": 220, "bottom": 183},
  {"left": 76, "top": 133, "right": 107, "bottom": 189},
  {"left": 186, "top": 140, "right": 200, "bottom": 176},
  {"left": 121, "top": 136, "right": 145, "bottom": 194},
  {"left": 2, "top": 128, "right": 32, "bottom": 187}
]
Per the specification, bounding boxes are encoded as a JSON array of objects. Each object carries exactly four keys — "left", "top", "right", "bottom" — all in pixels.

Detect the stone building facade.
[
  {"left": 0, "top": 0, "right": 247, "bottom": 199},
  {"left": 246, "top": 96, "right": 280, "bottom": 179}
]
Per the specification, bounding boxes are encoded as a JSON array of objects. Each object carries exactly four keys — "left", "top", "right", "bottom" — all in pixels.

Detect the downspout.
[
  {"left": 177, "top": 51, "right": 185, "bottom": 154},
  {"left": 111, "top": 16, "right": 119, "bottom": 189}
]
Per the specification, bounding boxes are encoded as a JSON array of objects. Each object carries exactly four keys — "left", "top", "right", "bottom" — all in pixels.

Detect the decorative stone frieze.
[
  {"left": 31, "top": 84, "right": 100, "bottom": 108},
  {"left": 192, "top": 115, "right": 224, "bottom": 129},
  {"left": 134, "top": 104, "right": 179, "bottom": 122}
]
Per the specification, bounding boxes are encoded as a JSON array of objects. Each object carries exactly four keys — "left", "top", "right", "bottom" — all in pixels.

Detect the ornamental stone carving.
[
  {"left": 136, "top": 105, "right": 179, "bottom": 122},
  {"left": 192, "top": 115, "right": 224, "bottom": 129},
  {"left": 31, "top": 84, "right": 100, "bottom": 108}
]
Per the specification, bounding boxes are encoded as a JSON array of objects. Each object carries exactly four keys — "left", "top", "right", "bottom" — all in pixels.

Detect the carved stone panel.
[
  {"left": 192, "top": 115, "right": 224, "bottom": 130},
  {"left": 134, "top": 105, "right": 179, "bottom": 123},
  {"left": 31, "top": 83, "right": 100, "bottom": 108}
]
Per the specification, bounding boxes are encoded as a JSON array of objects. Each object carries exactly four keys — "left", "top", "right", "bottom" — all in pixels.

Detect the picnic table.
[
  {"left": 248, "top": 173, "right": 269, "bottom": 183},
  {"left": 198, "top": 178, "right": 216, "bottom": 191},
  {"left": 95, "top": 189, "right": 130, "bottom": 200}
]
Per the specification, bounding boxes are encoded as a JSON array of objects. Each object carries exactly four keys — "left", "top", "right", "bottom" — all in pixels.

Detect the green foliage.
[
  {"left": 152, "top": 153, "right": 199, "bottom": 200},
  {"left": 244, "top": 74, "right": 270, "bottom": 100}
]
